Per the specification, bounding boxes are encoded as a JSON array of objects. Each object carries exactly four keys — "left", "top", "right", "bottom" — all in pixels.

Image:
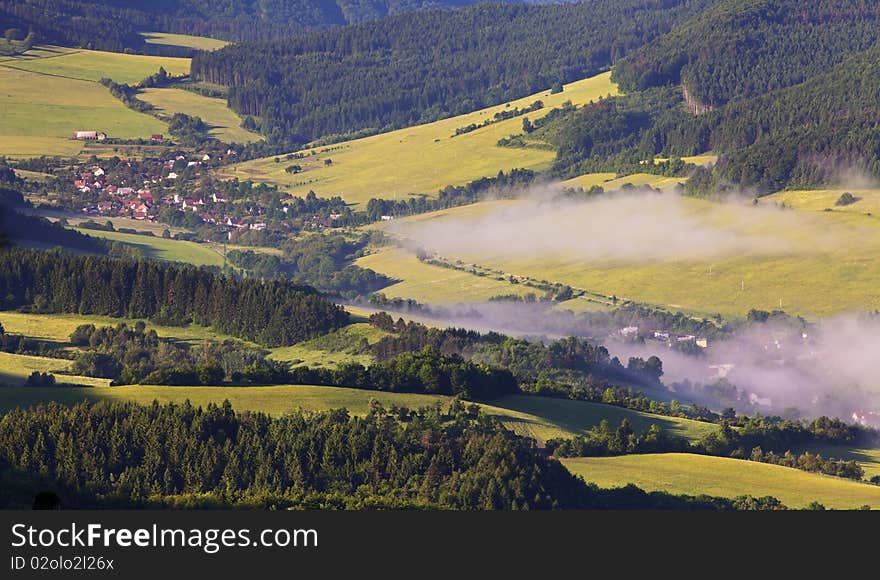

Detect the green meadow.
[
  {"left": 0, "top": 311, "right": 248, "bottom": 347},
  {"left": 0, "top": 382, "right": 713, "bottom": 446},
  {"left": 139, "top": 87, "right": 263, "bottom": 143},
  {"left": 0, "top": 66, "right": 167, "bottom": 157},
  {"left": 562, "top": 453, "right": 880, "bottom": 509},
  {"left": 356, "top": 246, "right": 536, "bottom": 304},
  {"left": 268, "top": 323, "right": 389, "bottom": 368},
  {"left": 558, "top": 172, "right": 688, "bottom": 191},
  {"left": 219, "top": 72, "right": 619, "bottom": 205},
  {"left": 3, "top": 46, "right": 190, "bottom": 84},
  {"left": 376, "top": 196, "right": 880, "bottom": 319},
  {"left": 141, "top": 32, "right": 228, "bottom": 51},
  {"left": 74, "top": 228, "right": 227, "bottom": 267},
  {"left": 0, "top": 352, "right": 110, "bottom": 388}
]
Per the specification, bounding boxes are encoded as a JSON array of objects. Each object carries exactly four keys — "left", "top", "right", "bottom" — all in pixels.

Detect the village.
[{"left": 67, "top": 152, "right": 347, "bottom": 235}]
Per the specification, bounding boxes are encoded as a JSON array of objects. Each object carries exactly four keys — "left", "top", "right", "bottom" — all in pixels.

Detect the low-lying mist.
[
  {"left": 391, "top": 189, "right": 834, "bottom": 264},
  {"left": 375, "top": 300, "right": 880, "bottom": 424}
]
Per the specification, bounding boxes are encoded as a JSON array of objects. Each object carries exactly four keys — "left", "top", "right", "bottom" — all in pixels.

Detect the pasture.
[
  {"left": 0, "top": 66, "right": 167, "bottom": 157},
  {"left": 377, "top": 195, "right": 880, "bottom": 319},
  {"left": 562, "top": 453, "right": 880, "bottom": 509},
  {"left": 138, "top": 87, "right": 262, "bottom": 143},
  {"left": 141, "top": 32, "right": 228, "bottom": 51},
  {"left": 218, "top": 72, "right": 619, "bottom": 205},
  {"left": 3, "top": 46, "right": 190, "bottom": 84},
  {"left": 558, "top": 172, "right": 687, "bottom": 191},
  {"left": 0, "top": 312, "right": 248, "bottom": 346},
  {"left": 0, "top": 383, "right": 712, "bottom": 447},
  {"left": 355, "top": 246, "right": 536, "bottom": 304},
  {"left": 74, "top": 228, "right": 227, "bottom": 267},
  {"left": 0, "top": 352, "right": 110, "bottom": 388},
  {"left": 269, "top": 323, "right": 389, "bottom": 367}
]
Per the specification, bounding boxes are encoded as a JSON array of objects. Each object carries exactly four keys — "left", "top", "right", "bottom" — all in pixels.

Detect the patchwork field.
[
  {"left": 562, "top": 453, "right": 880, "bottom": 509},
  {"left": 138, "top": 87, "right": 262, "bottom": 144},
  {"left": 3, "top": 46, "right": 190, "bottom": 84},
  {"left": 141, "top": 32, "right": 228, "bottom": 51},
  {"left": 219, "top": 72, "right": 619, "bottom": 205},
  {"left": 75, "top": 228, "right": 227, "bottom": 267},
  {"left": 0, "top": 66, "right": 167, "bottom": 157},
  {"left": 375, "top": 195, "right": 880, "bottom": 319}
]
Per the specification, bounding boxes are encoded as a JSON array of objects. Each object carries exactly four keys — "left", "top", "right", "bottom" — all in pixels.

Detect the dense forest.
[
  {"left": 536, "top": 37, "right": 880, "bottom": 195},
  {"left": 0, "top": 400, "right": 789, "bottom": 509},
  {"left": 0, "top": 0, "right": 500, "bottom": 52},
  {"left": 192, "top": 0, "right": 720, "bottom": 144},
  {"left": 612, "top": 0, "right": 880, "bottom": 108},
  {"left": 0, "top": 249, "right": 347, "bottom": 346}
]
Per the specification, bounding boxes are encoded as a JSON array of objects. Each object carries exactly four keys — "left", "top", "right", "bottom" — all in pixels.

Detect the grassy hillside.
[
  {"left": 268, "top": 323, "right": 389, "bottom": 368},
  {"left": 74, "top": 229, "right": 226, "bottom": 267},
  {"left": 484, "top": 395, "right": 717, "bottom": 443},
  {"left": 141, "top": 32, "right": 228, "bottom": 51},
  {"left": 138, "top": 87, "right": 263, "bottom": 144},
  {"left": 0, "top": 380, "right": 715, "bottom": 446},
  {"left": 0, "top": 312, "right": 248, "bottom": 346},
  {"left": 3, "top": 46, "right": 190, "bottom": 84},
  {"left": 0, "top": 352, "right": 110, "bottom": 388},
  {"left": 356, "top": 246, "right": 536, "bottom": 304},
  {"left": 562, "top": 453, "right": 880, "bottom": 509},
  {"left": 0, "top": 65, "right": 167, "bottom": 157},
  {"left": 558, "top": 172, "right": 688, "bottom": 191},
  {"left": 219, "top": 72, "right": 618, "bottom": 205},
  {"left": 377, "top": 196, "right": 880, "bottom": 318}
]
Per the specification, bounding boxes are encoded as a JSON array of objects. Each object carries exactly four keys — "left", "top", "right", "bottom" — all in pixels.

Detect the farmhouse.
[
  {"left": 151, "top": 134, "right": 164, "bottom": 142},
  {"left": 73, "top": 131, "right": 107, "bottom": 141}
]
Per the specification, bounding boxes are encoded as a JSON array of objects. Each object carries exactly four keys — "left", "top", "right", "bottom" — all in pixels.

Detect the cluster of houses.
[
  {"left": 73, "top": 158, "right": 278, "bottom": 232},
  {"left": 618, "top": 326, "right": 709, "bottom": 349}
]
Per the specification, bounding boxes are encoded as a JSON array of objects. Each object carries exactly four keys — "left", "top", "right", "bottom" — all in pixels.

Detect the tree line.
[
  {"left": 0, "top": 399, "right": 796, "bottom": 510},
  {"left": 192, "top": 0, "right": 719, "bottom": 145},
  {"left": 0, "top": 248, "right": 348, "bottom": 347},
  {"left": 536, "top": 1, "right": 880, "bottom": 193},
  {"left": 547, "top": 415, "right": 876, "bottom": 482},
  {"left": 0, "top": 0, "right": 505, "bottom": 52}
]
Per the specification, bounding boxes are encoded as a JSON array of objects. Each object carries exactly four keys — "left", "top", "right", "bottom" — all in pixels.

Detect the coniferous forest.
[
  {"left": 0, "top": 0, "right": 499, "bottom": 51},
  {"left": 0, "top": 400, "right": 784, "bottom": 510},
  {"left": 0, "top": 249, "right": 348, "bottom": 347},
  {"left": 191, "top": 0, "right": 719, "bottom": 144}
]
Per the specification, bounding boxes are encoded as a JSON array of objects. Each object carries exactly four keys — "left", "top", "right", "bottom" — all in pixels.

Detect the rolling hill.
[
  {"left": 220, "top": 72, "right": 618, "bottom": 204},
  {"left": 562, "top": 453, "right": 880, "bottom": 509}
]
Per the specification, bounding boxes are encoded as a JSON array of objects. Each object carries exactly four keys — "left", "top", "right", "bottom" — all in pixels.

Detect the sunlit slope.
[
  {"left": 141, "top": 32, "right": 229, "bottom": 51},
  {"left": 0, "top": 66, "right": 167, "bottom": 157},
  {"left": 0, "top": 385, "right": 712, "bottom": 446},
  {"left": 139, "top": 87, "right": 263, "bottom": 143},
  {"left": 562, "top": 454, "right": 880, "bottom": 509},
  {"left": 219, "top": 72, "right": 618, "bottom": 205},
  {"left": 375, "top": 196, "right": 880, "bottom": 318},
  {"left": 3, "top": 46, "right": 189, "bottom": 84}
]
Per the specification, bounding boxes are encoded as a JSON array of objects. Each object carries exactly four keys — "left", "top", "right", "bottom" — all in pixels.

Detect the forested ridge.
[
  {"left": 192, "top": 0, "right": 721, "bottom": 144},
  {"left": 0, "top": 400, "right": 789, "bottom": 509},
  {"left": 0, "top": 248, "right": 348, "bottom": 347},
  {"left": 537, "top": 0, "right": 880, "bottom": 193},
  {"left": 0, "top": 0, "right": 498, "bottom": 51},
  {"left": 612, "top": 0, "right": 880, "bottom": 108}
]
